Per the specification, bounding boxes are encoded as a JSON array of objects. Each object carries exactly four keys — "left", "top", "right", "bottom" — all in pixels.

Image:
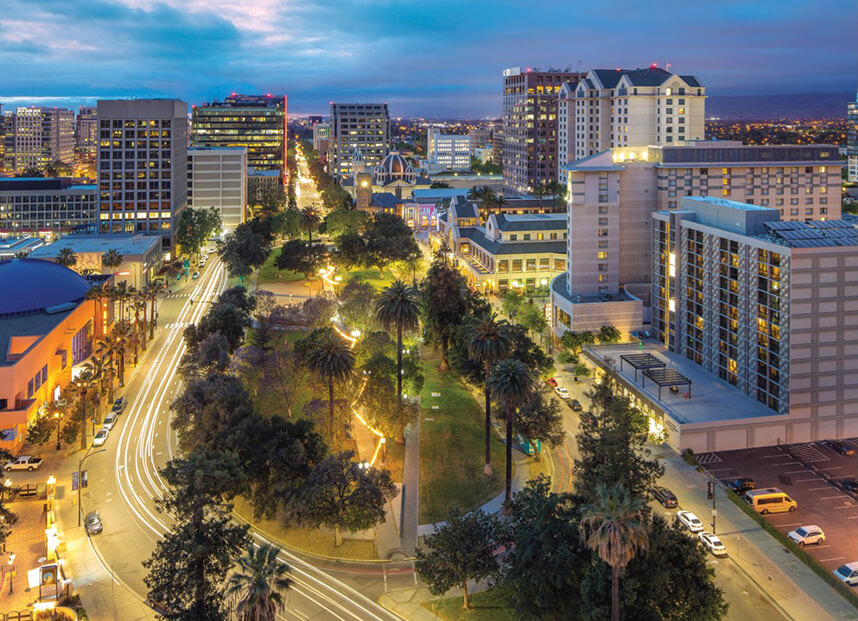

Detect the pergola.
[
  {"left": 642, "top": 367, "right": 693, "bottom": 400},
  {"left": 620, "top": 353, "right": 665, "bottom": 383}
]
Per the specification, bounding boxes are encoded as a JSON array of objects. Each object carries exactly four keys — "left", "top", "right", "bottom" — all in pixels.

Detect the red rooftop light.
[{"left": 650, "top": 62, "right": 658, "bottom": 68}]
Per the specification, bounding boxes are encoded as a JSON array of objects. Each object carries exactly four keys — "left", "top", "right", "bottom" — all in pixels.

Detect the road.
[{"left": 77, "top": 255, "right": 406, "bottom": 620}]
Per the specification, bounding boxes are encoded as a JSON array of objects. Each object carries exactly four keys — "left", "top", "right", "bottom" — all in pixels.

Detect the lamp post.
[
  {"left": 54, "top": 412, "right": 61, "bottom": 451},
  {"left": 77, "top": 446, "right": 96, "bottom": 527},
  {"left": 8, "top": 553, "right": 14, "bottom": 594}
]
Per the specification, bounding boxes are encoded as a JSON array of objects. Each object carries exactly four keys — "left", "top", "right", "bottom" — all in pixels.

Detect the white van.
[{"left": 744, "top": 488, "right": 797, "bottom": 514}]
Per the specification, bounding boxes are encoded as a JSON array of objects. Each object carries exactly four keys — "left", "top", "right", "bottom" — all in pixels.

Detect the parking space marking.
[
  {"left": 789, "top": 443, "right": 831, "bottom": 463},
  {"left": 809, "top": 486, "right": 836, "bottom": 490},
  {"left": 820, "top": 495, "right": 851, "bottom": 500},
  {"left": 820, "top": 557, "right": 847, "bottom": 563},
  {"left": 795, "top": 478, "right": 824, "bottom": 482},
  {"left": 784, "top": 469, "right": 809, "bottom": 474},
  {"left": 833, "top": 505, "right": 857, "bottom": 510},
  {"left": 760, "top": 454, "right": 786, "bottom": 459},
  {"left": 697, "top": 453, "right": 722, "bottom": 465}
]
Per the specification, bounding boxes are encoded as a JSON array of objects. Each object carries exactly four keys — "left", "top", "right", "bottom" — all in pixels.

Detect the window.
[
  {"left": 597, "top": 251, "right": 607, "bottom": 259},
  {"left": 512, "top": 259, "right": 522, "bottom": 272},
  {"left": 554, "top": 259, "right": 564, "bottom": 271},
  {"left": 509, "top": 234, "right": 517, "bottom": 241},
  {"left": 498, "top": 260, "right": 508, "bottom": 273},
  {"left": 523, "top": 234, "right": 531, "bottom": 241}
]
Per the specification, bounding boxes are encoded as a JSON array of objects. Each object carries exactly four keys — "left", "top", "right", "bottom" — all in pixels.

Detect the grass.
[
  {"left": 420, "top": 588, "right": 514, "bottom": 621},
  {"left": 257, "top": 245, "right": 306, "bottom": 283},
  {"left": 336, "top": 266, "right": 396, "bottom": 291},
  {"left": 419, "top": 348, "right": 505, "bottom": 524}
]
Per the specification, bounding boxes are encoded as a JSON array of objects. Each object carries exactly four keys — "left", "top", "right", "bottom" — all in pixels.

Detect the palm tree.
[
  {"left": 113, "top": 320, "right": 132, "bottom": 386},
  {"left": 225, "top": 543, "right": 292, "bottom": 621},
  {"left": 95, "top": 338, "right": 116, "bottom": 404},
  {"left": 55, "top": 247, "right": 77, "bottom": 269},
  {"left": 300, "top": 207, "right": 321, "bottom": 246},
  {"left": 82, "top": 359, "right": 104, "bottom": 425},
  {"left": 580, "top": 484, "right": 649, "bottom": 621},
  {"left": 487, "top": 358, "right": 534, "bottom": 504},
  {"left": 464, "top": 313, "right": 511, "bottom": 476},
  {"left": 304, "top": 329, "right": 356, "bottom": 438},
  {"left": 113, "top": 281, "right": 130, "bottom": 320},
  {"left": 67, "top": 369, "right": 96, "bottom": 449},
  {"left": 101, "top": 249, "right": 123, "bottom": 272},
  {"left": 375, "top": 280, "right": 421, "bottom": 408}
]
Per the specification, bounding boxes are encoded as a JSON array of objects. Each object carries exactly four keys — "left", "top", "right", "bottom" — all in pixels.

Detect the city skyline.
[{"left": 0, "top": 0, "right": 855, "bottom": 117}]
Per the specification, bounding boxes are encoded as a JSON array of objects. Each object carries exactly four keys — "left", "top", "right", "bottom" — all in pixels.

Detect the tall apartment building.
[
  {"left": 848, "top": 94, "right": 858, "bottom": 183},
  {"left": 192, "top": 94, "right": 287, "bottom": 175},
  {"left": 312, "top": 121, "right": 331, "bottom": 153},
  {"left": 187, "top": 147, "right": 247, "bottom": 232},
  {"left": 653, "top": 196, "right": 858, "bottom": 427},
  {"left": 550, "top": 142, "right": 841, "bottom": 337},
  {"left": 502, "top": 67, "right": 582, "bottom": 196},
  {"left": 12, "top": 107, "right": 75, "bottom": 171},
  {"left": 330, "top": 103, "right": 390, "bottom": 177},
  {"left": 558, "top": 66, "right": 705, "bottom": 168},
  {"left": 96, "top": 99, "right": 189, "bottom": 254},
  {"left": 0, "top": 177, "right": 97, "bottom": 237},
  {"left": 75, "top": 106, "right": 99, "bottom": 165},
  {"left": 427, "top": 128, "right": 471, "bottom": 170}
]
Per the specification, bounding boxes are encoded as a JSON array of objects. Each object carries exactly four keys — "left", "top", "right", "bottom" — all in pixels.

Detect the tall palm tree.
[
  {"left": 67, "top": 369, "right": 96, "bottom": 449},
  {"left": 224, "top": 544, "right": 292, "bottom": 621},
  {"left": 580, "top": 484, "right": 649, "bottom": 621},
  {"left": 487, "top": 358, "right": 534, "bottom": 503},
  {"left": 95, "top": 338, "right": 116, "bottom": 404},
  {"left": 304, "top": 329, "right": 356, "bottom": 438},
  {"left": 464, "top": 313, "right": 511, "bottom": 476},
  {"left": 55, "top": 247, "right": 77, "bottom": 269},
  {"left": 300, "top": 207, "right": 321, "bottom": 246},
  {"left": 101, "top": 249, "right": 123, "bottom": 272},
  {"left": 82, "top": 359, "right": 104, "bottom": 425},
  {"left": 113, "top": 320, "right": 132, "bottom": 386},
  {"left": 375, "top": 280, "right": 421, "bottom": 408}
]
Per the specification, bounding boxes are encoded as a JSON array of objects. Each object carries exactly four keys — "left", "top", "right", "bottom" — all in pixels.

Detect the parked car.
[
  {"left": 788, "top": 525, "right": 825, "bottom": 546},
  {"left": 834, "top": 562, "right": 858, "bottom": 586},
  {"left": 569, "top": 399, "right": 583, "bottom": 412},
  {"left": 676, "top": 510, "right": 704, "bottom": 533},
  {"left": 727, "top": 478, "right": 756, "bottom": 494},
  {"left": 698, "top": 532, "right": 727, "bottom": 557},
  {"left": 840, "top": 479, "right": 858, "bottom": 493},
  {"left": 5, "top": 456, "right": 43, "bottom": 472},
  {"left": 85, "top": 510, "right": 102, "bottom": 535},
  {"left": 192, "top": 271, "right": 200, "bottom": 280},
  {"left": 102, "top": 413, "right": 118, "bottom": 431},
  {"left": 554, "top": 386, "right": 570, "bottom": 400},
  {"left": 545, "top": 377, "right": 558, "bottom": 388},
  {"left": 823, "top": 440, "right": 856, "bottom": 456},
  {"left": 93, "top": 429, "right": 109, "bottom": 447},
  {"left": 111, "top": 397, "right": 127, "bottom": 414},
  {"left": 653, "top": 487, "right": 678, "bottom": 508}
]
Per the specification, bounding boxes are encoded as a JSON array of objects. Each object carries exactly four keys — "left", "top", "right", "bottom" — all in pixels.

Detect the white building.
[
  {"left": 312, "top": 121, "right": 331, "bottom": 153},
  {"left": 187, "top": 147, "right": 247, "bottom": 233},
  {"left": 427, "top": 128, "right": 471, "bottom": 171},
  {"left": 13, "top": 107, "right": 75, "bottom": 171},
  {"left": 330, "top": 103, "right": 389, "bottom": 176},
  {"left": 848, "top": 95, "right": 858, "bottom": 183}
]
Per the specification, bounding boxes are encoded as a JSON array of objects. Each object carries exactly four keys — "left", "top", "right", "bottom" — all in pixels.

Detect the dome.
[
  {"left": 376, "top": 152, "right": 413, "bottom": 176},
  {"left": 0, "top": 259, "right": 93, "bottom": 317}
]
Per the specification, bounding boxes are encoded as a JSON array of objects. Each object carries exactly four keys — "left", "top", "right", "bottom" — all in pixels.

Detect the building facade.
[
  {"left": 427, "top": 128, "right": 471, "bottom": 170},
  {"left": 75, "top": 106, "right": 98, "bottom": 166},
  {"left": 502, "top": 67, "right": 582, "bottom": 196},
  {"left": 312, "top": 121, "right": 331, "bottom": 154},
  {"left": 191, "top": 94, "right": 287, "bottom": 174},
  {"left": 848, "top": 94, "right": 858, "bottom": 183},
  {"left": 0, "top": 178, "right": 97, "bottom": 238},
  {"left": 96, "top": 99, "right": 189, "bottom": 254},
  {"left": 330, "top": 103, "right": 390, "bottom": 177},
  {"left": 187, "top": 147, "right": 247, "bottom": 232},
  {"left": 12, "top": 107, "right": 75, "bottom": 172}
]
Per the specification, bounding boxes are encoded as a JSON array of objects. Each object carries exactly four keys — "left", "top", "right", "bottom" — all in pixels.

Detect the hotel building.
[
  {"left": 330, "top": 103, "right": 390, "bottom": 176},
  {"left": 187, "top": 147, "right": 247, "bottom": 232},
  {"left": 75, "top": 106, "right": 99, "bottom": 165},
  {"left": 12, "top": 107, "right": 75, "bottom": 172}
]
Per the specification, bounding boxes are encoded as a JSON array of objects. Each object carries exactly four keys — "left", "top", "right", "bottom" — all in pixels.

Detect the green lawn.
[
  {"left": 336, "top": 267, "right": 395, "bottom": 291},
  {"left": 421, "top": 588, "right": 514, "bottom": 621},
  {"left": 419, "top": 348, "right": 505, "bottom": 524},
  {"left": 257, "top": 245, "right": 305, "bottom": 283}
]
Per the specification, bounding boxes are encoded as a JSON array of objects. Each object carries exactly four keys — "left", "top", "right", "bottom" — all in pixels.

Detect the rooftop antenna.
[
  {"left": 577, "top": 59, "right": 583, "bottom": 76},
  {"left": 666, "top": 61, "right": 671, "bottom": 73}
]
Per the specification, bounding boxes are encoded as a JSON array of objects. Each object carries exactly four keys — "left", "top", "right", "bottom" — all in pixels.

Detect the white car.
[
  {"left": 554, "top": 386, "right": 570, "bottom": 400},
  {"left": 676, "top": 510, "right": 704, "bottom": 533},
  {"left": 93, "top": 429, "right": 109, "bottom": 447},
  {"left": 788, "top": 525, "right": 825, "bottom": 546},
  {"left": 834, "top": 562, "right": 858, "bottom": 586},
  {"left": 698, "top": 532, "right": 727, "bottom": 557},
  {"left": 102, "top": 413, "right": 117, "bottom": 431}
]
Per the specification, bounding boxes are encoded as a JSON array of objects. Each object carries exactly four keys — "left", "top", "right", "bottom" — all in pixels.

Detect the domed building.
[
  {"left": 374, "top": 152, "right": 417, "bottom": 186},
  {"left": 0, "top": 259, "right": 111, "bottom": 454},
  {"left": 345, "top": 151, "right": 432, "bottom": 210}
]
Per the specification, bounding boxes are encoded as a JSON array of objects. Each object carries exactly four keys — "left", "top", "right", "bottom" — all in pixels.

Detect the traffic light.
[{"left": 707, "top": 480, "right": 714, "bottom": 500}]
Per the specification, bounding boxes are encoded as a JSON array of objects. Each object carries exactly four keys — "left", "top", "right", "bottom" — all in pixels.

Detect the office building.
[
  {"left": 1, "top": 111, "right": 13, "bottom": 172},
  {"left": 330, "top": 103, "right": 390, "bottom": 176},
  {"left": 96, "top": 99, "right": 189, "bottom": 254},
  {"left": 550, "top": 142, "right": 841, "bottom": 337},
  {"left": 502, "top": 67, "right": 582, "bottom": 195},
  {"left": 12, "top": 107, "right": 75, "bottom": 172},
  {"left": 192, "top": 94, "right": 287, "bottom": 174},
  {"left": 75, "top": 106, "right": 99, "bottom": 165},
  {"left": 848, "top": 94, "right": 858, "bottom": 183},
  {"left": 469, "top": 127, "right": 492, "bottom": 154},
  {"left": 187, "top": 147, "right": 247, "bottom": 232},
  {"left": 491, "top": 118, "right": 503, "bottom": 167},
  {"left": 558, "top": 66, "right": 705, "bottom": 168},
  {"left": 0, "top": 177, "right": 97, "bottom": 237},
  {"left": 313, "top": 121, "right": 331, "bottom": 154},
  {"left": 427, "top": 128, "right": 471, "bottom": 171}
]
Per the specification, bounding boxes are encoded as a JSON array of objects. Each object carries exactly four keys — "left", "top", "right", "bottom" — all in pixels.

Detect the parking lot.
[{"left": 698, "top": 440, "right": 858, "bottom": 573}]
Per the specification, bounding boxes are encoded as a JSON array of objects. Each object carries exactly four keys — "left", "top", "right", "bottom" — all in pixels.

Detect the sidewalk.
[{"left": 380, "top": 587, "right": 441, "bottom": 621}]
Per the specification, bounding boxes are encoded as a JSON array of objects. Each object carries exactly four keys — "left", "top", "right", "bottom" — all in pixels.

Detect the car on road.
[
  {"left": 554, "top": 386, "right": 570, "bottom": 400},
  {"left": 653, "top": 487, "right": 678, "bottom": 508},
  {"left": 698, "top": 532, "right": 727, "bottom": 557},
  {"left": 569, "top": 399, "right": 583, "bottom": 412},
  {"left": 676, "top": 510, "right": 704, "bottom": 533},
  {"left": 545, "top": 377, "right": 558, "bottom": 388},
  {"left": 93, "top": 429, "right": 109, "bottom": 447},
  {"left": 840, "top": 479, "right": 858, "bottom": 493},
  {"left": 192, "top": 271, "right": 200, "bottom": 280},
  {"left": 727, "top": 478, "right": 756, "bottom": 494},
  {"left": 788, "top": 525, "right": 825, "bottom": 546},
  {"left": 85, "top": 510, "right": 102, "bottom": 535},
  {"left": 822, "top": 440, "right": 856, "bottom": 456},
  {"left": 5, "top": 456, "right": 43, "bottom": 472},
  {"left": 102, "top": 413, "right": 118, "bottom": 431},
  {"left": 111, "top": 397, "right": 127, "bottom": 414},
  {"left": 834, "top": 562, "right": 858, "bottom": 586}
]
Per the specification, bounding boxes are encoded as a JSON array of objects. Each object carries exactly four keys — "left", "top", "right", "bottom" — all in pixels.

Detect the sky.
[{"left": 0, "top": 0, "right": 855, "bottom": 118}]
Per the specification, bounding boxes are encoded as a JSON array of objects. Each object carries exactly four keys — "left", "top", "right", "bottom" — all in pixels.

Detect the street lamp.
[
  {"left": 8, "top": 553, "right": 14, "bottom": 594},
  {"left": 54, "top": 412, "right": 61, "bottom": 451}
]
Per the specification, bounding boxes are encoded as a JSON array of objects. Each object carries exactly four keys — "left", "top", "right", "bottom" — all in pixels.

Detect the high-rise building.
[
  {"left": 330, "top": 103, "right": 390, "bottom": 177},
  {"left": 191, "top": 94, "right": 287, "bottom": 175},
  {"left": 0, "top": 177, "right": 97, "bottom": 237},
  {"left": 187, "top": 147, "right": 247, "bottom": 233},
  {"left": 427, "top": 128, "right": 471, "bottom": 170},
  {"left": 96, "top": 99, "right": 189, "bottom": 254},
  {"left": 848, "top": 94, "right": 858, "bottom": 183},
  {"left": 312, "top": 121, "right": 331, "bottom": 153},
  {"left": 469, "top": 127, "right": 492, "bottom": 154},
  {"left": 502, "top": 67, "right": 582, "bottom": 195},
  {"left": 558, "top": 66, "right": 705, "bottom": 168},
  {"left": 75, "top": 106, "right": 99, "bottom": 165},
  {"left": 12, "top": 107, "right": 75, "bottom": 172},
  {"left": 491, "top": 118, "right": 503, "bottom": 167}
]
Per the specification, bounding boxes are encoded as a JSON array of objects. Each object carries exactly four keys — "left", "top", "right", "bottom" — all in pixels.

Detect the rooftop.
[
  {"left": 462, "top": 228, "right": 566, "bottom": 256},
  {"left": 551, "top": 272, "right": 639, "bottom": 304},
  {"left": 0, "top": 259, "right": 93, "bottom": 318},
  {"left": 28, "top": 234, "right": 162, "bottom": 258},
  {"left": 493, "top": 213, "right": 566, "bottom": 232}
]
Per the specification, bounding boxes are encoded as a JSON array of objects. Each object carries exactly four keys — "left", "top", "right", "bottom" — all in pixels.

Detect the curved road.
[{"left": 81, "top": 256, "right": 408, "bottom": 620}]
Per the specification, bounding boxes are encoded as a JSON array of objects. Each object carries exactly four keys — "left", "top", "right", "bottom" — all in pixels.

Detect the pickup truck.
[{"left": 5, "top": 456, "right": 43, "bottom": 472}]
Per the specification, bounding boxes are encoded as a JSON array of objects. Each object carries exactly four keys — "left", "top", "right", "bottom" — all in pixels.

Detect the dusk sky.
[{"left": 1, "top": 0, "right": 855, "bottom": 117}]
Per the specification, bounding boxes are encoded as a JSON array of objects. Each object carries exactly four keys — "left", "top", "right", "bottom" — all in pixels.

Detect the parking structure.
[{"left": 697, "top": 440, "right": 858, "bottom": 573}]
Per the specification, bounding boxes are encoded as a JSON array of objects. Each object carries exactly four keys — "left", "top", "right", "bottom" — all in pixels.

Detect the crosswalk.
[
  {"left": 788, "top": 443, "right": 830, "bottom": 463},
  {"left": 166, "top": 292, "right": 191, "bottom": 299},
  {"left": 164, "top": 321, "right": 193, "bottom": 329},
  {"left": 696, "top": 452, "right": 722, "bottom": 465}
]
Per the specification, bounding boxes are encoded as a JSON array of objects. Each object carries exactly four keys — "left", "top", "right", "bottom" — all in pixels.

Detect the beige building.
[
  {"left": 187, "top": 147, "right": 247, "bottom": 233},
  {"left": 330, "top": 103, "right": 390, "bottom": 177},
  {"left": 13, "top": 107, "right": 75, "bottom": 171}
]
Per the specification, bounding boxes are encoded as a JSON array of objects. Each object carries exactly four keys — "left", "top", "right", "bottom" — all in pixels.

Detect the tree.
[
  {"left": 333, "top": 233, "right": 368, "bottom": 274},
  {"left": 304, "top": 328, "right": 356, "bottom": 439},
  {"left": 337, "top": 279, "right": 376, "bottom": 333},
  {"left": 515, "top": 388, "right": 565, "bottom": 458},
  {"left": 375, "top": 280, "right": 421, "bottom": 411},
  {"left": 421, "top": 261, "right": 472, "bottom": 371},
  {"left": 561, "top": 330, "right": 596, "bottom": 355},
  {"left": 579, "top": 484, "right": 649, "bottom": 621},
  {"left": 224, "top": 543, "right": 291, "bottom": 621},
  {"left": 252, "top": 184, "right": 287, "bottom": 216},
  {"left": 101, "top": 249, "right": 123, "bottom": 271},
  {"left": 414, "top": 508, "right": 504, "bottom": 610},
  {"left": 325, "top": 208, "right": 368, "bottom": 238},
  {"left": 67, "top": 369, "right": 97, "bottom": 449},
  {"left": 26, "top": 413, "right": 56, "bottom": 446},
  {"left": 275, "top": 240, "right": 328, "bottom": 278},
  {"left": 488, "top": 358, "right": 535, "bottom": 504},
  {"left": 598, "top": 325, "right": 622, "bottom": 345},
  {"left": 177, "top": 207, "right": 221, "bottom": 259},
  {"left": 55, "top": 247, "right": 77, "bottom": 269},
  {"left": 430, "top": 181, "right": 452, "bottom": 189},
  {"left": 219, "top": 219, "right": 275, "bottom": 278},
  {"left": 300, "top": 207, "right": 321, "bottom": 246},
  {"left": 363, "top": 213, "right": 421, "bottom": 275},
  {"left": 301, "top": 451, "right": 397, "bottom": 545},
  {"left": 143, "top": 450, "right": 250, "bottom": 621},
  {"left": 463, "top": 313, "right": 511, "bottom": 475}
]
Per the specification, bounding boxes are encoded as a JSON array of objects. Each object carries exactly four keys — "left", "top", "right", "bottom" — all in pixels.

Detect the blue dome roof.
[{"left": 0, "top": 259, "right": 93, "bottom": 317}]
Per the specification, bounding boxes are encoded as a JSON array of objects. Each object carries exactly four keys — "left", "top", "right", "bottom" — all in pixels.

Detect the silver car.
[{"left": 85, "top": 510, "right": 102, "bottom": 535}]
